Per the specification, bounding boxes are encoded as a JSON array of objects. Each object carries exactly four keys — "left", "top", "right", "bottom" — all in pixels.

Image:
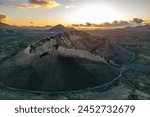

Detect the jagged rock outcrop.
[{"left": 29, "top": 30, "right": 134, "bottom": 65}]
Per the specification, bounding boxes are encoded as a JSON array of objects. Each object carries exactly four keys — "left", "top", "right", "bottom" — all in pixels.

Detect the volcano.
[{"left": 0, "top": 28, "right": 134, "bottom": 93}]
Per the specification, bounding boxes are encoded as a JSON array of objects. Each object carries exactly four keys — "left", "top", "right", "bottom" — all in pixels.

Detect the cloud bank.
[
  {"left": 16, "top": 0, "right": 60, "bottom": 9},
  {"left": 72, "top": 18, "right": 145, "bottom": 28},
  {"left": 0, "top": 13, "right": 8, "bottom": 23}
]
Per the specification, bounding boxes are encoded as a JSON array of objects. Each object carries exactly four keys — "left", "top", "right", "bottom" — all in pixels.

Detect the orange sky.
[{"left": 0, "top": 0, "right": 150, "bottom": 26}]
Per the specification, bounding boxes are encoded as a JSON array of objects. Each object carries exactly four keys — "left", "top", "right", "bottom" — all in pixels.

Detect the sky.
[{"left": 0, "top": 0, "right": 150, "bottom": 26}]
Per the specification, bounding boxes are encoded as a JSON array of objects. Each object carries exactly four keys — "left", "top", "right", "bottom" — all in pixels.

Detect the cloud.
[
  {"left": 72, "top": 18, "right": 146, "bottom": 28},
  {"left": 71, "top": 0, "right": 77, "bottom": 2},
  {"left": 16, "top": 0, "right": 60, "bottom": 9},
  {"left": 132, "top": 18, "right": 143, "bottom": 23},
  {"left": 111, "top": 20, "right": 131, "bottom": 27},
  {"left": 30, "top": 21, "right": 34, "bottom": 24},
  {"left": 99, "top": 21, "right": 131, "bottom": 27},
  {"left": 72, "top": 20, "right": 133, "bottom": 28},
  {"left": 0, "top": 13, "right": 8, "bottom": 23},
  {"left": 65, "top": 5, "right": 76, "bottom": 9}
]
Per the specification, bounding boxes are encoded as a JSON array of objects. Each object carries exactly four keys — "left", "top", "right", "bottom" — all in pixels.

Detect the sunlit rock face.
[{"left": 0, "top": 29, "right": 134, "bottom": 93}]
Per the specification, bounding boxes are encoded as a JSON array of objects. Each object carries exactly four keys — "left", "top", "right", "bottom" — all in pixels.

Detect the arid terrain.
[{"left": 0, "top": 23, "right": 150, "bottom": 100}]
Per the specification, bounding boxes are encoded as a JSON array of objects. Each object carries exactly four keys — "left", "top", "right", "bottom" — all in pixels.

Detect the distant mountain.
[
  {"left": 0, "top": 22, "right": 24, "bottom": 30},
  {"left": 0, "top": 23, "right": 75, "bottom": 33},
  {"left": 46, "top": 24, "right": 66, "bottom": 32},
  {"left": 45, "top": 24, "right": 75, "bottom": 34},
  {"left": 0, "top": 22, "right": 16, "bottom": 34},
  {"left": 21, "top": 25, "right": 52, "bottom": 31},
  {"left": 0, "top": 22, "right": 26, "bottom": 35},
  {"left": 0, "top": 22, "right": 52, "bottom": 31},
  {"left": 0, "top": 22, "right": 11, "bottom": 29},
  {"left": 133, "top": 24, "right": 150, "bottom": 30},
  {"left": 124, "top": 24, "right": 150, "bottom": 31}
]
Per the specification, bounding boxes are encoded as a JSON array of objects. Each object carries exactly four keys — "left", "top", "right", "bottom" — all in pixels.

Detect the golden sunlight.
[{"left": 67, "top": 4, "right": 125, "bottom": 24}]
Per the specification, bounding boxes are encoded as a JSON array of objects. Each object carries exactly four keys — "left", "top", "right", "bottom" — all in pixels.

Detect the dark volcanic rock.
[
  {"left": 0, "top": 30, "right": 134, "bottom": 93},
  {"left": 0, "top": 54, "right": 120, "bottom": 92}
]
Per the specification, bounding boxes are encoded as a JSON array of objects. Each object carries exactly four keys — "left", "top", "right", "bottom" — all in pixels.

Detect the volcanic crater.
[{"left": 0, "top": 28, "right": 134, "bottom": 93}]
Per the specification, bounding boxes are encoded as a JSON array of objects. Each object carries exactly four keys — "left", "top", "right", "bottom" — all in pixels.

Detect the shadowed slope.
[{"left": 0, "top": 53, "right": 120, "bottom": 92}]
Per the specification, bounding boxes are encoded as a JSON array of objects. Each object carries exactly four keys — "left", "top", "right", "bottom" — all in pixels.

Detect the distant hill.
[
  {"left": 133, "top": 25, "right": 150, "bottom": 30},
  {"left": 21, "top": 25, "right": 52, "bottom": 31},
  {"left": 0, "top": 22, "right": 52, "bottom": 31},
  {"left": 0, "top": 22, "right": 26, "bottom": 35},
  {"left": 0, "top": 22, "right": 16, "bottom": 34},
  {"left": 45, "top": 24, "right": 75, "bottom": 34},
  {"left": 0, "top": 23, "right": 75, "bottom": 33},
  {"left": 46, "top": 24, "right": 67, "bottom": 32},
  {"left": 0, "top": 22, "right": 24, "bottom": 30},
  {"left": 0, "top": 23, "right": 54, "bottom": 34},
  {"left": 124, "top": 25, "right": 150, "bottom": 31},
  {"left": 0, "top": 22, "right": 12, "bottom": 29}
]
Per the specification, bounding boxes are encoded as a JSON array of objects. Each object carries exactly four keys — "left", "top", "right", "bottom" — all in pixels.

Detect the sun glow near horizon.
[
  {"left": 0, "top": 0, "right": 150, "bottom": 27},
  {"left": 67, "top": 3, "right": 126, "bottom": 24}
]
